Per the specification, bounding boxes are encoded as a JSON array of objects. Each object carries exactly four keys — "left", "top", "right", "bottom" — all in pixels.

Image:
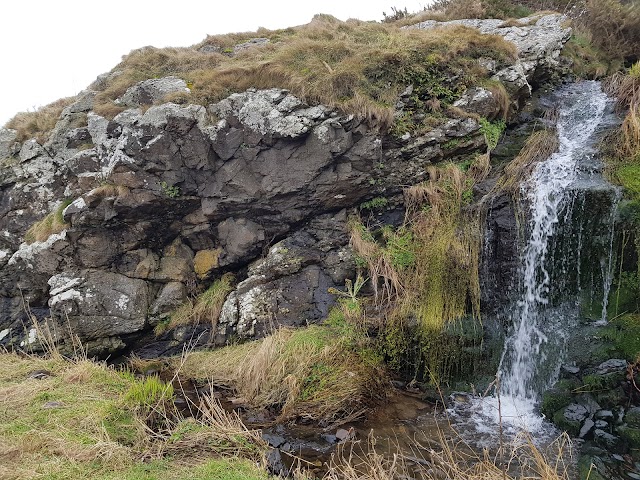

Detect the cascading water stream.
[
  {"left": 457, "top": 81, "right": 620, "bottom": 436},
  {"left": 499, "top": 81, "right": 609, "bottom": 420}
]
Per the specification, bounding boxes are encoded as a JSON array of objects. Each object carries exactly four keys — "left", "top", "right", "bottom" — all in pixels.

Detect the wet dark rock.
[
  {"left": 596, "top": 410, "right": 615, "bottom": 420},
  {"left": 320, "top": 433, "right": 338, "bottom": 444},
  {"left": 562, "top": 364, "right": 580, "bottom": 375},
  {"left": 580, "top": 418, "right": 595, "bottom": 439},
  {"left": 262, "top": 433, "right": 286, "bottom": 448},
  {"left": 594, "top": 429, "right": 624, "bottom": 453},
  {"left": 596, "top": 359, "right": 628, "bottom": 375},
  {"left": 266, "top": 448, "right": 285, "bottom": 476},
  {"left": 564, "top": 404, "right": 589, "bottom": 423}
]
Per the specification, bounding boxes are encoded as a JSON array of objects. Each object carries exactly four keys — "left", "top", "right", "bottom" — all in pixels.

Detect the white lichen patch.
[
  {"left": 9, "top": 231, "right": 67, "bottom": 268},
  {"left": 0, "top": 249, "right": 9, "bottom": 260},
  {"left": 115, "top": 294, "right": 130, "bottom": 311},
  {"left": 49, "top": 288, "right": 82, "bottom": 307},
  {"left": 28, "top": 328, "right": 37, "bottom": 344},
  {"left": 48, "top": 273, "right": 84, "bottom": 296},
  {"left": 0, "top": 328, "right": 10, "bottom": 341}
]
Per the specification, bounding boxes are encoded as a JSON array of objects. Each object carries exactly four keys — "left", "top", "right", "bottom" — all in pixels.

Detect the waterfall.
[{"left": 465, "top": 81, "right": 620, "bottom": 434}]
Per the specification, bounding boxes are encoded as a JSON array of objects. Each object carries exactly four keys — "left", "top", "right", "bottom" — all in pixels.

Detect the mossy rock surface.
[{"left": 617, "top": 425, "right": 640, "bottom": 449}]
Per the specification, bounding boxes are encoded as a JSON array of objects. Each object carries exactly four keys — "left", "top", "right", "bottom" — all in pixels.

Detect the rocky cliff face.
[{"left": 0, "top": 14, "right": 570, "bottom": 356}]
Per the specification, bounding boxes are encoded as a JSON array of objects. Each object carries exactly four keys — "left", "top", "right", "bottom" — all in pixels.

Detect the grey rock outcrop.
[
  {"left": 0, "top": 14, "right": 573, "bottom": 356},
  {"left": 117, "top": 76, "right": 190, "bottom": 107},
  {"left": 409, "top": 14, "right": 571, "bottom": 96}
]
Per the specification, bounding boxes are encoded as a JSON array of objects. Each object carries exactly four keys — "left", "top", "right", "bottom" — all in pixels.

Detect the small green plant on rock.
[
  {"left": 479, "top": 117, "right": 506, "bottom": 152},
  {"left": 160, "top": 181, "right": 180, "bottom": 198},
  {"left": 360, "top": 196, "right": 389, "bottom": 211}
]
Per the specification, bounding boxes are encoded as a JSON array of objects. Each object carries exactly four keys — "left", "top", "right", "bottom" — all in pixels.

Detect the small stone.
[
  {"left": 596, "top": 359, "right": 627, "bottom": 375},
  {"left": 28, "top": 370, "right": 52, "bottom": 380},
  {"left": 595, "top": 410, "right": 614, "bottom": 420},
  {"left": 579, "top": 418, "right": 595, "bottom": 439},
  {"left": 262, "top": 433, "right": 286, "bottom": 448},
  {"left": 321, "top": 433, "right": 338, "bottom": 444},
  {"left": 564, "top": 404, "right": 589, "bottom": 423},
  {"left": 562, "top": 364, "right": 580, "bottom": 375},
  {"left": 595, "top": 420, "right": 608, "bottom": 429},
  {"left": 611, "top": 454, "right": 624, "bottom": 462},
  {"left": 42, "top": 401, "right": 64, "bottom": 409},
  {"left": 335, "top": 427, "right": 356, "bottom": 442}
]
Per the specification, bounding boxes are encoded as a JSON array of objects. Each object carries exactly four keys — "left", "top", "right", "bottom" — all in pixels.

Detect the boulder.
[{"left": 117, "top": 76, "right": 190, "bottom": 107}]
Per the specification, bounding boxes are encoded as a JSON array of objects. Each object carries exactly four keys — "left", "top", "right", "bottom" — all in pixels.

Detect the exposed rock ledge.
[{"left": 0, "top": 13, "right": 570, "bottom": 356}]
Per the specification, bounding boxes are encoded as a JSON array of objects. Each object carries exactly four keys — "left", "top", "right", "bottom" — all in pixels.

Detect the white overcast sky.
[{"left": 0, "top": 0, "right": 431, "bottom": 125}]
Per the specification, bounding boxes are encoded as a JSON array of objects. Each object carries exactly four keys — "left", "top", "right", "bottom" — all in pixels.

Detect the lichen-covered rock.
[
  {"left": 117, "top": 76, "right": 190, "bottom": 107},
  {"left": 0, "top": 128, "right": 18, "bottom": 160},
  {"left": 48, "top": 270, "right": 149, "bottom": 341},
  {"left": 409, "top": 14, "right": 571, "bottom": 95},
  {"left": 217, "top": 211, "right": 354, "bottom": 342}
]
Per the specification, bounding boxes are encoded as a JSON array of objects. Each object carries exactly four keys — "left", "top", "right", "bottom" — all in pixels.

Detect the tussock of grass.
[
  {"left": 24, "top": 199, "right": 73, "bottom": 244},
  {"left": 351, "top": 160, "right": 489, "bottom": 382},
  {"left": 352, "top": 161, "right": 487, "bottom": 330},
  {"left": 93, "top": 16, "right": 516, "bottom": 128},
  {"left": 493, "top": 128, "right": 559, "bottom": 196},
  {"left": 5, "top": 97, "right": 76, "bottom": 144},
  {"left": 176, "top": 322, "right": 387, "bottom": 424},
  {"left": 155, "top": 273, "right": 234, "bottom": 335}
]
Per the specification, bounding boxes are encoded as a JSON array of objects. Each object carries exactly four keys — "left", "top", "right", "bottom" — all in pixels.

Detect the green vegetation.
[
  {"left": 24, "top": 199, "right": 73, "bottom": 244},
  {"left": 360, "top": 196, "right": 389, "bottom": 211},
  {"left": 124, "top": 375, "right": 175, "bottom": 408},
  {"left": 155, "top": 273, "right": 234, "bottom": 335},
  {"left": 159, "top": 181, "right": 180, "bottom": 198},
  {"left": 602, "top": 63, "right": 640, "bottom": 325},
  {"left": 0, "top": 352, "right": 267, "bottom": 480},
  {"left": 479, "top": 117, "right": 505, "bottom": 151},
  {"left": 351, "top": 158, "right": 490, "bottom": 383}
]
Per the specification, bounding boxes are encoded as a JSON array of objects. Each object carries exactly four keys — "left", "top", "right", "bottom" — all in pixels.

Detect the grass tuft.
[
  {"left": 156, "top": 273, "right": 234, "bottom": 335},
  {"left": 5, "top": 97, "right": 76, "bottom": 144},
  {"left": 24, "top": 199, "right": 73, "bottom": 244},
  {"left": 176, "top": 321, "right": 387, "bottom": 424}
]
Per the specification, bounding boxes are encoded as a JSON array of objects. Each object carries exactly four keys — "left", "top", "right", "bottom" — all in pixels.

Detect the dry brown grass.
[
  {"left": 88, "top": 184, "right": 131, "bottom": 200},
  {"left": 321, "top": 428, "right": 573, "bottom": 480},
  {"left": 493, "top": 128, "right": 559, "bottom": 196},
  {"left": 92, "top": 17, "right": 516, "bottom": 128},
  {"left": 155, "top": 273, "right": 234, "bottom": 335},
  {"left": 5, "top": 97, "right": 75, "bottom": 144},
  {"left": 177, "top": 325, "right": 387, "bottom": 424}
]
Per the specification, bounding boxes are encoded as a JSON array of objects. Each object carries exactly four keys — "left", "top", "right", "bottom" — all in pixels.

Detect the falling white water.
[{"left": 453, "top": 81, "right": 619, "bottom": 437}]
